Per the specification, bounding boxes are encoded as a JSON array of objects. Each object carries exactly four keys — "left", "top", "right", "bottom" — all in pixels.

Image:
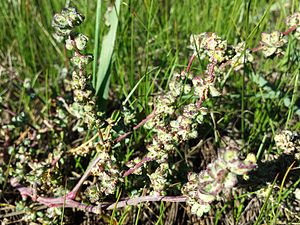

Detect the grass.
[{"left": 0, "top": 0, "right": 300, "bottom": 224}]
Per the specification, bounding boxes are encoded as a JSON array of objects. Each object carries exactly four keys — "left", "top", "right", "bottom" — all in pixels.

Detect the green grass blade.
[
  {"left": 254, "top": 175, "right": 278, "bottom": 225},
  {"left": 122, "top": 73, "right": 146, "bottom": 106},
  {"left": 272, "top": 162, "right": 296, "bottom": 225},
  {"left": 92, "top": 0, "right": 102, "bottom": 87},
  {"left": 95, "top": 0, "right": 121, "bottom": 100}
]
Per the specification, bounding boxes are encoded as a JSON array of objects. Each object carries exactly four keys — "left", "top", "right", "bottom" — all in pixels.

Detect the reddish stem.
[
  {"left": 105, "top": 195, "right": 187, "bottom": 209},
  {"left": 68, "top": 152, "right": 104, "bottom": 199},
  {"left": 10, "top": 178, "right": 187, "bottom": 214},
  {"left": 123, "top": 156, "right": 155, "bottom": 177},
  {"left": 207, "top": 59, "right": 217, "bottom": 82},
  {"left": 282, "top": 25, "right": 298, "bottom": 35},
  {"left": 71, "top": 40, "right": 84, "bottom": 57},
  {"left": 114, "top": 109, "right": 156, "bottom": 143},
  {"left": 252, "top": 45, "right": 263, "bottom": 53},
  {"left": 67, "top": 109, "right": 157, "bottom": 199},
  {"left": 186, "top": 53, "right": 196, "bottom": 73},
  {"left": 133, "top": 108, "right": 156, "bottom": 131}
]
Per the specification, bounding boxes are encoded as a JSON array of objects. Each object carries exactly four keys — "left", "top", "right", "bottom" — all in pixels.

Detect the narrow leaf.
[
  {"left": 95, "top": 0, "right": 121, "bottom": 100},
  {"left": 92, "top": 0, "right": 102, "bottom": 87}
]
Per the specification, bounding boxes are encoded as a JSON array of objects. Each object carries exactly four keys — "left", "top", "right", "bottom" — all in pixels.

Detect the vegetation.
[{"left": 0, "top": 0, "right": 299, "bottom": 224}]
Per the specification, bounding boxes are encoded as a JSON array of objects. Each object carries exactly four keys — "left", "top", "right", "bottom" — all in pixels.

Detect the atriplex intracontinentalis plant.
[{"left": 9, "top": 5, "right": 300, "bottom": 219}]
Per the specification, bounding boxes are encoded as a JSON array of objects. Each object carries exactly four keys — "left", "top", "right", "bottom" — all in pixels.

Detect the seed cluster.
[
  {"left": 87, "top": 144, "right": 122, "bottom": 198},
  {"left": 274, "top": 130, "right": 300, "bottom": 159},
  {"left": 144, "top": 70, "right": 213, "bottom": 194},
  {"left": 286, "top": 12, "right": 300, "bottom": 40},
  {"left": 260, "top": 31, "right": 287, "bottom": 57},
  {"left": 190, "top": 33, "right": 254, "bottom": 71},
  {"left": 182, "top": 149, "right": 257, "bottom": 217},
  {"left": 52, "top": 7, "right": 102, "bottom": 130}
]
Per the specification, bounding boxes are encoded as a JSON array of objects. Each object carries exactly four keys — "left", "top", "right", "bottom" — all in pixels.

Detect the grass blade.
[
  {"left": 92, "top": 0, "right": 102, "bottom": 87},
  {"left": 95, "top": 0, "right": 121, "bottom": 101}
]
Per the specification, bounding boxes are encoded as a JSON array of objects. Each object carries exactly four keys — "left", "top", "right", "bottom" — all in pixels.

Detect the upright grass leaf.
[
  {"left": 92, "top": 0, "right": 102, "bottom": 87},
  {"left": 95, "top": 0, "right": 121, "bottom": 101}
]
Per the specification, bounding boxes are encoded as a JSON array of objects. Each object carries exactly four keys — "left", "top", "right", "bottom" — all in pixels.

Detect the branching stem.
[{"left": 10, "top": 178, "right": 187, "bottom": 214}]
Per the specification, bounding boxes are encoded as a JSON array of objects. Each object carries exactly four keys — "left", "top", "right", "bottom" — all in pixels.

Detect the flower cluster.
[
  {"left": 260, "top": 31, "right": 288, "bottom": 57},
  {"left": 70, "top": 71, "right": 103, "bottom": 129},
  {"left": 144, "top": 70, "right": 213, "bottom": 194},
  {"left": 52, "top": 7, "right": 84, "bottom": 42},
  {"left": 52, "top": 7, "right": 102, "bottom": 130},
  {"left": 274, "top": 130, "right": 300, "bottom": 159},
  {"left": 143, "top": 32, "right": 252, "bottom": 194},
  {"left": 88, "top": 143, "right": 122, "bottom": 198},
  {"left": 190, "top": 33, "right": 228, "bottom": 62},
  {"left": 145, "top": 72, "right": 209, "bottom": 159},
  {"left": 182, "top": 149, "right": 257, "bottom": 217},
  {"left": 190, "top": 33, "right": 254, "bottom": 70},
  {"left": 286, "top": 12, "right": 300, "bottom": 40}
]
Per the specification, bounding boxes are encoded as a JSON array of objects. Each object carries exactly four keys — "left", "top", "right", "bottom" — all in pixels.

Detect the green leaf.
[
  {"left": 95, "top": 0, "right": 121, "bottom": 101},
  {"left": 92, "top": 0, "right": 102, "bottom": 86}
]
